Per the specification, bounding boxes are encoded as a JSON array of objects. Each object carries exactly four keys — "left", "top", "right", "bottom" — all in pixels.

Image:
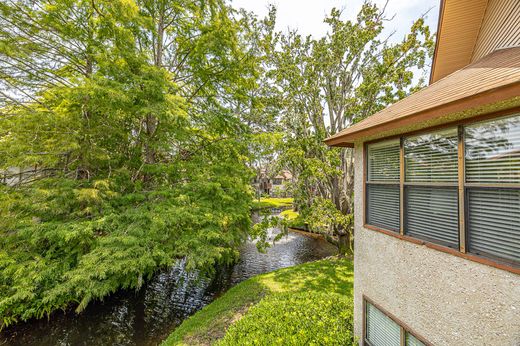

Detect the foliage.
[
  {"left": 0, "top": 0, "right": 274, "bottom": 327},
  {"left": 279, "top": 209, "right": 306, "bottom": 230},
  {"left": 217, "top": 291, "right": 354, "bottom": 346},
  {"left": 251, "top": 197, "right": 293, "bottom": 210},
  {"left": 162, "top": 257, "right": 354, "bottom": 345},
  {"left": 279, "top": 209, "right": 298, "bottom": 220},
  {"left": 306, "top": 198, "right": 354, "bottom": 253},
  {"left": 271, "top": 3, "right": 435, "bottom": 254},
  {"left": 0, "top": 168, "right": 252, "bottom": 326}
]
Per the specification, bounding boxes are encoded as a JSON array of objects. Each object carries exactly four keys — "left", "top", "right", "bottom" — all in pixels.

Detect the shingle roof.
[{"left": 325, "top": 47, "right": 520, "bottom": 147}]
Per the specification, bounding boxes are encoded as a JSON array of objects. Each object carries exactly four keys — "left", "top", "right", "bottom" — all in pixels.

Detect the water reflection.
[{"left": 1, "top": 219, "right": 336, "bottom": 346}]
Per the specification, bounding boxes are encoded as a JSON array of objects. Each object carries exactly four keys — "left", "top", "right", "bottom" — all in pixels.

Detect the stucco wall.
[{"left": 353, "top": 142, "right": 520, "bottom": 346}]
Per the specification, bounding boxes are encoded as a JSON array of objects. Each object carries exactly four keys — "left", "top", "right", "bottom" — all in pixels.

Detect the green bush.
[
  {"left": 217, "top": 291, "right": 354, "bottom": 346},
  {"left": 0, "top": 172, "right": 252, "bottom": 327}
]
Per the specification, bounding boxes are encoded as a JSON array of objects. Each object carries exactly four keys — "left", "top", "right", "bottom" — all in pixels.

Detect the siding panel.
[{"left": 472, "top": 0, "right": 520, "bottom": 62}]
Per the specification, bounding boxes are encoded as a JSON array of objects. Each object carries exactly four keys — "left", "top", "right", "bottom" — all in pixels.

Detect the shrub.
[{"left": 217, "top": 291, "right": 354, "bottom": 346}]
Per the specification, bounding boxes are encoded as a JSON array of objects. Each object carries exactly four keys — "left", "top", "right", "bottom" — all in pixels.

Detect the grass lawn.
[
  {"left": 280, "top": 209, "right": 309, "bottom": 230},
  {"left": 162, "top": 257, "right": 354, "bottom": 346},
  {"left": 279, "top": 208, "right": 298, "bottom": 220},
  {"left": 251, "top": 197, "right": 293, "bottom": 210}
]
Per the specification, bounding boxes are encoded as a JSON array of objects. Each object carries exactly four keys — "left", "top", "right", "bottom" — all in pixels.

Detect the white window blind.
[
  {"left": 465, "top": 115, "right": 520, "bottom": 184},
  {"left": 404, "top": 129, "right": 459, "bottom": 247},
  {"left": 366, "top": 302, "right": 401, "bottom": 346},
  {"left": 467, "top": 189, "right": 520, "bottom": 263},
  {"left": 405, "top": 129, "right": 458, "bottom": 183},
  {"left": 366, "top": 140, "right": 400, "bottom": 232},
  {"left": 465, "top": 115, "right": 520, "bottom": 263},
  {"left": 368, "top": 140, "right": 400, "bottom": 181},
  {"left": 367, "top": 184, "right": 400, "bottom": 231},
  {"left": 405, "top": 186, "right": 459, "bottom": 247},
  {"left": 406, "top": 332, "right": 425, "bottom": 346}
]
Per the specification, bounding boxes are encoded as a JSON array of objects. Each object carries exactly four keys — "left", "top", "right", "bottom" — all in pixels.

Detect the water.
[{"left": 0, "top": 216, "right": 336, "bottom": 346}]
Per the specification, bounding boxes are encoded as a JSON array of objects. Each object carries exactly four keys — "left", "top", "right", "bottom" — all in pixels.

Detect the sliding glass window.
[
  {"left": 366, "top": 140, "right": 400, "bottom": 232},
  {"left": 404, "top": 129, "right": 459, "bottom": 248},
  {"left": 465, "top": 115, "right": 520, "bottom": 264}
]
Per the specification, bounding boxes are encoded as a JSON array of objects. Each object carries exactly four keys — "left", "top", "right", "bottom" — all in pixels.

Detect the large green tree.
[
  {"left": 0, "top": 0, "right": 272, "bottom": 326},
  {"left": 272, "top": 3, "right": 435, "bottom": 254}
]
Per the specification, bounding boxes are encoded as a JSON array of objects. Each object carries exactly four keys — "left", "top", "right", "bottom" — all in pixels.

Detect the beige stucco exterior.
[{"left": 353, "top": 141, "right": 520, "bottom": 345}]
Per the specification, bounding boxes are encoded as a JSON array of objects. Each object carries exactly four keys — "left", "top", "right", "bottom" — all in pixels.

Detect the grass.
[
  {"left": 280, "top": 209, "right": 308, "bottom": 230},
  {"left": 279, "top": 209, "right": 298, "bottom": 220},
  {"left": 251, "top": 197, "right": 293, "bottom": 210},
  {"left": 162, "top": 257, "right": 354, "bottom": 346}
]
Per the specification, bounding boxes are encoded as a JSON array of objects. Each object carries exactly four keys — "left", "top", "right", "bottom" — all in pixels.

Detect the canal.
[{"left": 0, "top": 213, "right": 336, "bottom": 346}]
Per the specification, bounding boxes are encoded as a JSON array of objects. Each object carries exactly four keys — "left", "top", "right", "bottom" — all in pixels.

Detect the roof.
[
  {"left": 274, "top": 170, "right": 293, "bottom": 180},
  {"left": 325, "top": 47, "right": 520, "bottom": 147},
  {"left": 429, "top": 0, "right": 488, "bottom": 84}
]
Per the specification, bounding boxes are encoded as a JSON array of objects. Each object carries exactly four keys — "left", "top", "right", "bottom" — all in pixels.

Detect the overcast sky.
[{"left": 232, "top": 0, "right": 439, "bottom": 42}]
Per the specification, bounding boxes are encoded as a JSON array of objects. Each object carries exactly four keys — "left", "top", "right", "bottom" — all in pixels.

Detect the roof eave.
[
  {"left": 429, "top": 0, "right": 446, "bottom": 85},
  {"left": 325, "top": 82, "right": 520, "bottom": 147}
]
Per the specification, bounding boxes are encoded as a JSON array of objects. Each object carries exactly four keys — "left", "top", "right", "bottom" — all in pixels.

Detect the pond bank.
[
  {"left": 162, "top": 257, "right": 354, "bottom": 346},
  {"left": 251, "top": 197, "right": 293, "bottom": 210},
  {"left": 0, "top": 221, "right": 336, "bottom": 346}
]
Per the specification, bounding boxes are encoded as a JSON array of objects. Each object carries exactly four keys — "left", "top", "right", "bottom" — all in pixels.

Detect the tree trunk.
[{"left": 337, "top": 232, "right": 350, "bottom": 257}]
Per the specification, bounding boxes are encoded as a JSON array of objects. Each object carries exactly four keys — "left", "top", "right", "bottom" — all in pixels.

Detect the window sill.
[{"left": 363, "top": 224, "right": 520, "bottom": 275}]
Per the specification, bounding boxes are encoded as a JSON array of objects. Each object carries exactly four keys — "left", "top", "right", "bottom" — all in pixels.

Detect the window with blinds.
[
  {"left": 404, "top": 186, "right": 459, "bottom": 247},
  {"left": 364, "top": 113, "right": 520, "bottom": 267},
  {"left": 365, "top": 301, "right": 427, "bottom": 346},
  {"left": 465, "top": 115, "right": 520, "bottom": 263},
  {"left": 406, "top": 332, "right": 426, "bottom": 346},
  {"left": 366, "top": 302, "right": 400, "bottom": 346},
  {"left": 404, "top": 129, "right": 459, "bottom": 247},
  {"left": 366, "top": 140, "right": 400, "bottom": 232}
]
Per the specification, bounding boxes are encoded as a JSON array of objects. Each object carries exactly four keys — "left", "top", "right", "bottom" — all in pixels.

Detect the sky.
[{"left": 232, "top": 0, "right": 439, "bottom": 43}]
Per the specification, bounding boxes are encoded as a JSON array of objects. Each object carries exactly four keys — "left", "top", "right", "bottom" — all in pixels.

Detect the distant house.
[
  {"left": 325, "top": 0, "right": 520, "bottom": 345},
  {"left": 253, "top": 169, "right": 292, "bottom": 197}
]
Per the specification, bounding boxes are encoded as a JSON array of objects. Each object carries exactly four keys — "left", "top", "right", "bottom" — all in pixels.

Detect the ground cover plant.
[{"left": 162, "top": 257, "right": 354, "bottom": 345}]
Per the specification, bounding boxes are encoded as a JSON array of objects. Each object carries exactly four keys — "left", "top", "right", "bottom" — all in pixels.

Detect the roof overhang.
[
  {"left": 429, "top": 0, "right": 488, "bottom": 84},
  {"left": 325, "top": 47, "right": 520, "bottom": 147}
]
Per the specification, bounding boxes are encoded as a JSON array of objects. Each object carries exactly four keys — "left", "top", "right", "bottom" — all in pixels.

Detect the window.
[
  {"left": 406, "top": 332, "right": 426, "bottom": 346},
  {"left": 364, "top": 113, "right": 520, "bottom": 268},
  {"left": 465, "top": 115, "right": 520, "bottom": 263},
  {"left": 365, "top": 300, "right": 427, "bottom": 346},
  {"left": 404, "top": 129, "right": 459, "bottom": 248},
  {"left": 366, "top": 140, "right": 400, "bottom": 232}
]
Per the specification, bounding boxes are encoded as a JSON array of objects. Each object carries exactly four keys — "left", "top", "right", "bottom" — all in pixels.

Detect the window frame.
[
  {"left": 362, "top": 296, "right": 431, "bottom": 346},
  {"left": 403, "top": 128, "right": 460, "bottom": 249},
  {"left": 362, "top": 108, "right": 520, "bottom": 275},
  {"left": 365, "top": 139, "right": 401, "bottom": 233}
]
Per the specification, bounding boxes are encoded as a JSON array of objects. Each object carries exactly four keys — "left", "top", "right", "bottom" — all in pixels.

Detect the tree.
[
  {"left": 272, "top": 2, "right": 434, "bottom": 255},
  {"left": 0, "top": 0, "right": 274, "bottom": 326}
]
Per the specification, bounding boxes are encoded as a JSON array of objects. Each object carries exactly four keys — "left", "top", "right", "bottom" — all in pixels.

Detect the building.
[
  {"left": 253, "top": 169, "right": 293, "bottom": 197},
  {"left": 325, "top": 0, "right": 520, "bottom": 345}
]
